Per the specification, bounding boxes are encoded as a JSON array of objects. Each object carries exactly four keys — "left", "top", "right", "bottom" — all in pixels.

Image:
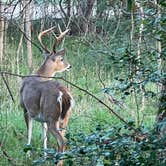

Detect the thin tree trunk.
[
  {"left": 96, "top": 0, "right": 103, "bottom": 33},
  {"left": 155, "top": 1, "right": 162, "bottom": 90},
  {"left": 25, "top": 0, "right": 32, "bottom": 71},
  {"left": 17, "top": 0, "right": 25, "bottom": 74},
  {"left": 154, "top": 1, "right": 166, "bottom": 135},
  {"left": 40, "top": 0, "right": 47, "bottom": 32},
  {"left": 3, "top": 18, "right": 8, "bottom": 58},
  {"left": 0, "top": 2, "right": 4, "bottom": 63},
  {"left": 157, "top": 74, "right": 166, "bottom": 135},
  {"left": 84, "top": 0, "right": 95, "bottom": 34},
  {"left": 129, "top": 11, "right": 137, "bottom": 121},
  {"left": 77, "top": 0, "right": 95, "bottom": 34},
  {"left": 67, "top": 0, "right": 71, "bottom": 18},
  {"left": 136, "top": 2, "right": 145, "bottom": 112}
]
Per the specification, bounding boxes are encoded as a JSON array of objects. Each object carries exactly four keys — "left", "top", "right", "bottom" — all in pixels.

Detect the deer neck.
[{"left": 36, "top": 62, "right": 56, "bottom": 81}]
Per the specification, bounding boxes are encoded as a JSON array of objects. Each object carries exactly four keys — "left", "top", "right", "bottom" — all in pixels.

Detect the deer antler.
[
  {"left": 38, "top": 26, "right": 56, "bottom": 53},
  {"left": 52, "top": 26, "right": 70, "bottom": 53}
]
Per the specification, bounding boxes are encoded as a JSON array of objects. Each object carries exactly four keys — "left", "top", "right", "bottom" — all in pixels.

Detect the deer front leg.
[
  {"left": 24, "top": 109, "right": 33, "bottom": 157},
  {"left": 24, "top": 109, "right": 32, "bottom": 145},
  {"left": 27, "top": 118, "right": 32, "bottom": 145},
  {"left": 42, "top": 122, "right": 48, "bottom": 157}
]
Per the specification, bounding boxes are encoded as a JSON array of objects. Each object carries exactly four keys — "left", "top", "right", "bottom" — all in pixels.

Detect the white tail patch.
[
  {"left": 57, "top": 91, "right": 63, "bottom": 113},
  {"left": 67, "top": 92, "right": 75, "bottom": 109},
  {"left": 70, "top": 97, "right": 75, "bottom": 108}
]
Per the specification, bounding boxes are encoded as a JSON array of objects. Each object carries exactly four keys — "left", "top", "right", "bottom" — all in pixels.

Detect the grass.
[{"left": 0, "top": 36, "right": 158, "bottom": 165}]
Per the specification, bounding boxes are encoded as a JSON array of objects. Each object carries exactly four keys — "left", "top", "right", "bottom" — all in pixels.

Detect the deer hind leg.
[
  {"left": 60, "top": 110, "right": 71, "bottom": 139},
  {"left": 48, "top": 122, "right": 64, "bottom": 166},
  {"left": 48, "top": 122, "right": 65, "bottom": 152},
  {"left": 24, "top": 109, "right": 32, "bottom": 145},
  {"left": 42, "top": 122, "right": 48, "bottom": 157}
]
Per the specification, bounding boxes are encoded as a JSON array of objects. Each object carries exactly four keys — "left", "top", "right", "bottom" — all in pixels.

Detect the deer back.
[{"left": 20, "top": 77, "right": 73, "bottom": 122}]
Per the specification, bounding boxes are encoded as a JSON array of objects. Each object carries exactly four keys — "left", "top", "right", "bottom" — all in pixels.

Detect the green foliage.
[
  {"left": 29, "top": 125, "right": 166, "bottom": 165},
  {"left": 1, "top": 0, "right": 166, "bottom": 165},
  {"left": 65, "top": 125, "right": 166, "bottom": 165}
]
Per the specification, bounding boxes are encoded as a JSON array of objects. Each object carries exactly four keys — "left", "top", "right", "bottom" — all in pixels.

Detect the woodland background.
[{"left": 0, "top": 0, "right": 166, "bottom": 165}]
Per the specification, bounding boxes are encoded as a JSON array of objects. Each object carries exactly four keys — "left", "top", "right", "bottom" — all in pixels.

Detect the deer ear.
[{"left": 56, "top": 49, "right": 65, "bottom": 56}]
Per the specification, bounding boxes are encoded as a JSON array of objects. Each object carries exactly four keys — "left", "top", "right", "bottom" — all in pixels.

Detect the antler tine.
[
  {"left": 52, "top": 27, "right": 70, "bottom": 53},
  {"left": 38, "top": 26, "right": 56, "bottom": 53}
]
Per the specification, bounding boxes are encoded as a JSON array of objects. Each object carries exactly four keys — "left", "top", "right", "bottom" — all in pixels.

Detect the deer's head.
[{"left": 38, "top": 26, "right": 71, "bottom": 74}]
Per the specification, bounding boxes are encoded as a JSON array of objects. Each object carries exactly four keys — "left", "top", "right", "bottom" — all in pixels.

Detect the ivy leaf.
[
  {"left": 33, "top": 159, "right": 45, "bottom": 165},
  {"left": 124, "top": 91, "right": 130, "bottom": 95}
]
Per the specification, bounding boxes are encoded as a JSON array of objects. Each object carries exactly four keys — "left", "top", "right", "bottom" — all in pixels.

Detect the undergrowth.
[{"left": 0, "top": 36, "right": 161, "bottom": 165}]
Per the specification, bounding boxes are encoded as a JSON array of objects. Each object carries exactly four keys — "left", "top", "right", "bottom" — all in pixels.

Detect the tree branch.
[
  {"left": 0, "top": 71, "right": 134, "bottom": 129},
  {"left": 1, "top": 73, "right": 15, "bottom": 103}
]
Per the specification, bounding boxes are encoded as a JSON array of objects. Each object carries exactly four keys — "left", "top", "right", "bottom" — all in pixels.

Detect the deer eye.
[{"left": 60, "top": 58, "right": 64, "bottom": 61}]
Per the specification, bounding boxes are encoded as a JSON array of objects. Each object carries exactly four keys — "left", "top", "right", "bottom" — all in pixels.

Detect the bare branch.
[
  {"left": 0, "top": 71, "right": 135, "bottom": 130},
  {"left": 1, "top": 73, "right": 15, "bottom": 103}
]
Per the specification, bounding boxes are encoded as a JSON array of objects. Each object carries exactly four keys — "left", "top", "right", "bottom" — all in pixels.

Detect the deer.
[{"left": 20, "top": 26, "right": 74, "bottom": 166}]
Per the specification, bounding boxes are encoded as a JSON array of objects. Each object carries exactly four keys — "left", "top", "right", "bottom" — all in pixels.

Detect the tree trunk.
[
  {"left": 25, "top": 0, "right": 33, "bottom": 71},
  {"left": 67, "top": 0, "right": 71, "bottom": 18},
  {"left": 77, "top": 0, "right": 95, "bottom": 34},
  {"left": 154, "top": 1, "right": 166, "bottom": 135},
  {"left": 156, "top": 40, "right": 166, "bottom": 134},
  {"left": 3, "top": 15, "right": 8, "bottom": 60},
  {"left": 136, "top": 2, "right": 145, "bottom": 113},
  {"left": 157, "top": 74, "right": 166, "bottom": 135},
  {"left": 158, "top": 78, "right": 166, "bottom": 119},
  {"left": 96, "top": 0, "right": 105, "bottom": 33},
  {"left": 0, "top": 2, "right": 4, "bottom": 63},
  {"left": 17, "top": 0, "right": 25, "bottom": 75}
]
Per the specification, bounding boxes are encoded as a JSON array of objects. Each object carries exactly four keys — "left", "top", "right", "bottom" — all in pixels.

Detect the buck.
[{"left": 20, "top": 26, "right": 74, "bottom": 166}]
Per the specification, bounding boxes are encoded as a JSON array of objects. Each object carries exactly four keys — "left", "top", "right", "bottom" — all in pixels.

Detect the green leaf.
[
  {"left": 44, "top": 148, "right": 56, "bottom": 155},
  {"left": 124, "top": 91, "right": 130, "bottom": 95},
  {"left": 33, "top": 159, "right": 45, "bottom": 165}
]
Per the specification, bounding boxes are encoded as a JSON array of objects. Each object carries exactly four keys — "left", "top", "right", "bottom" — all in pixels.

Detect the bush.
[{"left": 32, "top": 125, "right": 166, "bottom": 166}]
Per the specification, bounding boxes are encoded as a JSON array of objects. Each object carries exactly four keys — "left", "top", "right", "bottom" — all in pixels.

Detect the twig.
[
  {"left": 10, "top": 0, "right": 20, "bottom": 21},
  {"left": 97, "top": 62, "right": 106, "bottom": 88},
  {"left": 0, "top": 71, "right": 135, "bottom": 130},
  {"left": 108, "top": 96, "right": 126, "bottom": 109},
  {"left": 0, "top": 148, "right": 16, "bottom": 165},
  {"left": 1, "top": 73, "right": 15, "bottom": 103},
  {"left": 20, "top": 0, "right": 33, "bottom": 16},
  {"left": 60, "top": 77, "right": 131, "bottom": 127},
  {"left": 59, "top": 0, "right": 67, "bottom": 19},
  {"left": 15, "top": 22, "right": 42, "bottom": 53},
  {"left": 97, "top": 62, "right": 126, "bottom": 109}
]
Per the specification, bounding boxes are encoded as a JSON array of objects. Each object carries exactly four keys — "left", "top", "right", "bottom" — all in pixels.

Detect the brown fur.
[
  {"left": 20, "top": 77, "right": 72, "bottom": 123},
  {"left": 20, "top": 27, "right": 72, "bottom": 166}
]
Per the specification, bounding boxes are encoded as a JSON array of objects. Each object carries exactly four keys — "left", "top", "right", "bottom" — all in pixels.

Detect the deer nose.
[{"left": 68, "top": 65, "right": 72, "bottom": 69}]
